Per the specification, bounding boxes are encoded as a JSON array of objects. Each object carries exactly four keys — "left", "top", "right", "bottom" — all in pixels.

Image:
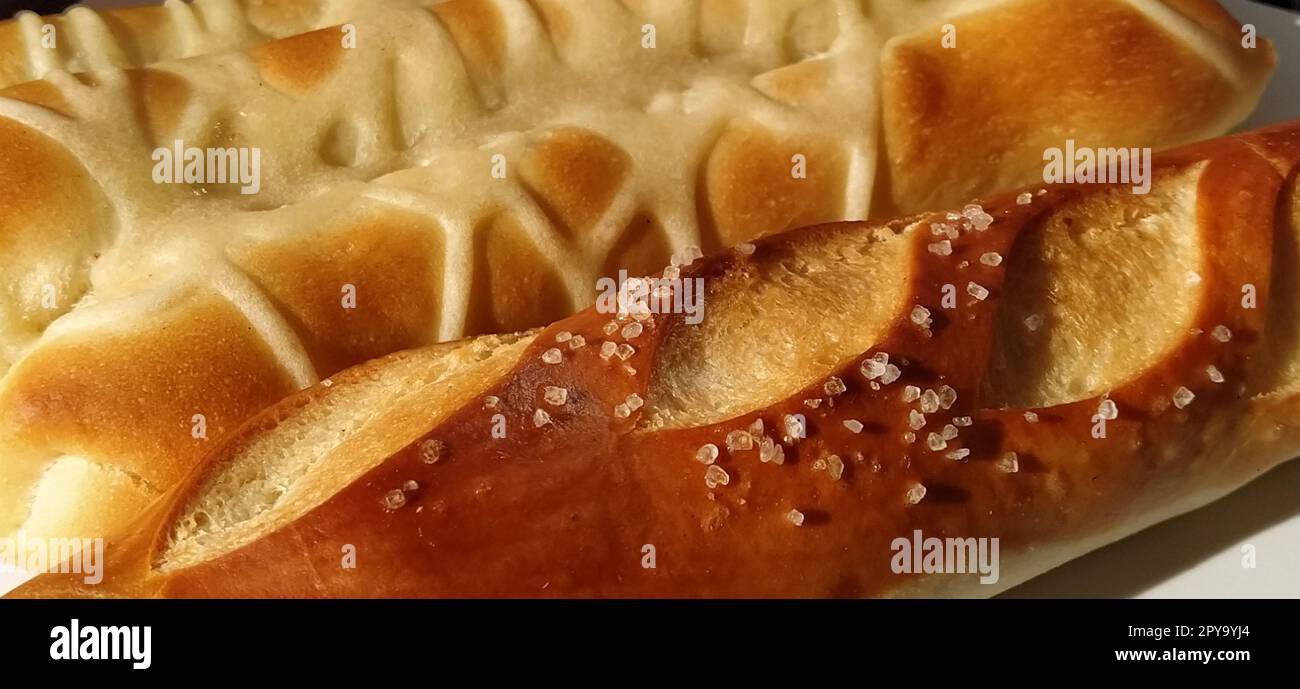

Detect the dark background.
[
  {"left": 2, "top": 0, "right": 1299, "bottom": 20},
  {"left": 3, "top": 0, "right": 72, "bottom": 18}
]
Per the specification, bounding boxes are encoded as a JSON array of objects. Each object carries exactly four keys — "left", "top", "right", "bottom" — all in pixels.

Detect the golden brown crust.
[
  {"left": 878, "top": 0, "right": 1272, "bottom": 215},
  {"left": 465, "top": 214, "right": 575, "bottom": 335},
  {"left": 228, "top": 210, "right": 445, "bottom": 375},
  {"left": 0, "top": 0, "right": 339, "bottom": 89},
  {"left": 518, "top": 127, "right": 630, "bottom": 240},
  {"left": 0, "top": 79, "right": 72, "bottom": 117},
  {"left": 15, "top": 121, "right": 1300, "bottom": 598},
  {"left": 429, "top": 0, "right": 507, "bottom": 84},
  {"left": 125, "top": 69, "right": 193, "bottom": 145},
  {"left": 702, "top": 121, "right": 850, "bottom": 249},
  {"left": 249, "top": 26, "right": 347, "bottom": 95},
  {"left": 0, "top": 290, "right": 300, "bottom": 493},
  {"left": 0, "top": 118, "right": 113, "bottom": 364},
  {"left": 603, "top": 213, "right": 673, "bottom": 283}
]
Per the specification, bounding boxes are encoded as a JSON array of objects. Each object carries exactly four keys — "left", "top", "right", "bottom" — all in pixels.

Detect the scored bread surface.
[
  {"left": 0, "top": 0, "right": 416, "bottom": 88},
  {"left": 0, "top": 0, "right": 1275, "bottom": 545}
]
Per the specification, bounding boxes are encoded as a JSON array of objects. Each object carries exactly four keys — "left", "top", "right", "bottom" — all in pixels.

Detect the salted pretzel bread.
[{"left": 13, "top": 119, "right": 1300, "bottom": 598}]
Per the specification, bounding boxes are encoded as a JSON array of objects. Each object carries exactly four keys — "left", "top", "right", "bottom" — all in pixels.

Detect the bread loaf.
[
  {"left": 12, "top": 118, "right": 1300, "bottom": 598},
  {"left": 0, "top": 0, "right": 415, "bottom": 88},
  {"left": 0, "top": 0, "right": 1274, "bottom": 549}
]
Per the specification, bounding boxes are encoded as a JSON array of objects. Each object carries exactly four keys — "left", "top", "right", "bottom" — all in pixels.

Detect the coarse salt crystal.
[
  {"left": 825, "top": 455, "right": 845, "bottom": 480},
  {"left": 997, "top": 452, "right": 1019, "bottom": 473},
  {"left": 382, "top": 490, "right": 407, "bottom": 510},
  {"left": 420, "top": 439, "right": 446, "bottom": 464},
  {"left": 911, "top": 305, "right": 932, "bottom": 327},
  {"left": 543, "top": 386, "right": 568, "bottom": 406},
  {"left": 759, "top": 436, "right": 785, "bottom": 464},
  {"left": 938, "top": 385, "right": 957, "bottom": 410},
  {"left": 861, "top": 358, "right": 887, "bottom": 380},
  {"left": 704, "top": 465, "right": 730, "bottom": 488},
  {"left": 784, "top": 414, "right": 804, "bottom": 439},
  {"left": 726, "top": 430, "right": 753, "bottom": 452},
  {"left": 931, "top": 222, "right": 958, "bottom": 239}
]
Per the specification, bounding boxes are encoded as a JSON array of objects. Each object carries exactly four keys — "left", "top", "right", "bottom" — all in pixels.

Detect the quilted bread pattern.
[{"left": 0, "top": 0, "right": 409, "bottom": 88}]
